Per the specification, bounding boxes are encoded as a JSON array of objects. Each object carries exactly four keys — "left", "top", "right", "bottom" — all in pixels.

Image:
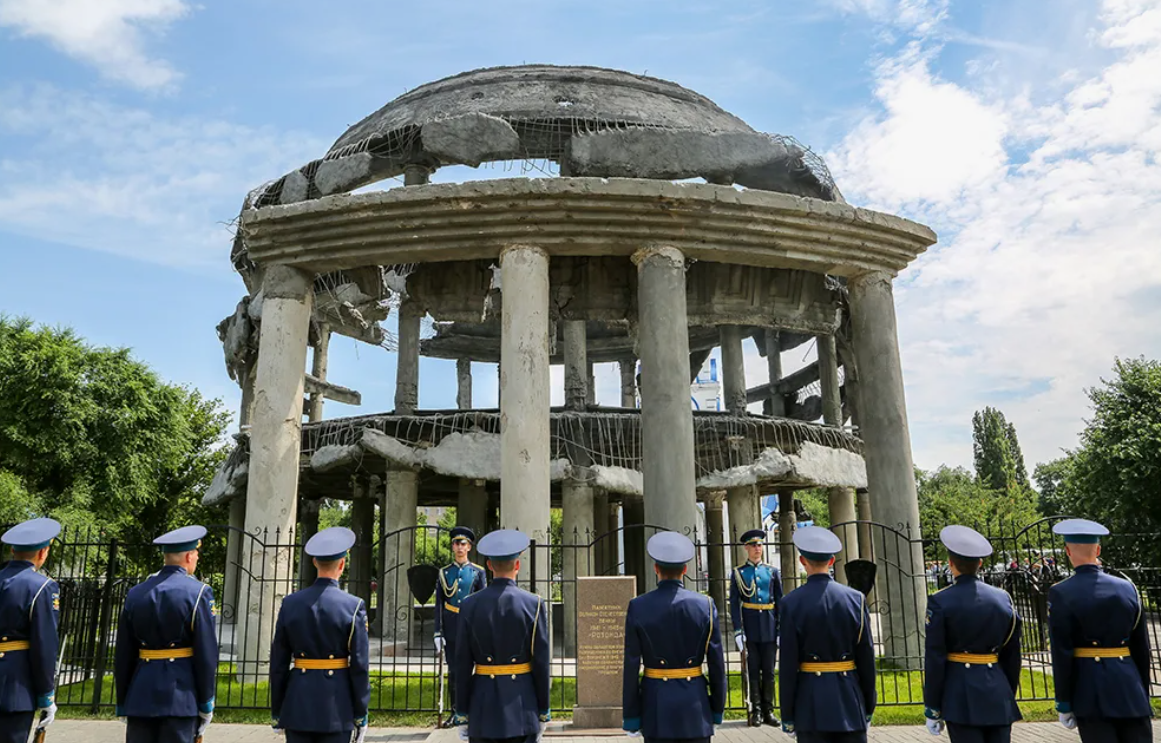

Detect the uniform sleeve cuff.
[
  {"left": 1056, "top": 702, "right": 1073, "bottom": 714},
  {"left": 782, "top": 722, "right": 795, "bottom": 733},
  {"left": 355, "top": 714, "right": 369, "bottom": 727},
  {"left": 198, "top": 698, "right": 215, "bottom": 714},
  {"left": 623, "top": 717, "right": 641, "bottom": 732},
  {"left": 924, "top": 708, "right": 941, "bottom": 720},
  {"left": 36, "top": 694, "right": 54, "bottom": 709},
  {"left": 539, "top": 711, "right": 551, "bottom": 722}
]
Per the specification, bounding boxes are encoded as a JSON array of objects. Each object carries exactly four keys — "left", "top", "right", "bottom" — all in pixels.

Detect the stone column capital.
[
  {"left": 500, "top": 244, "right": 549, "bottom": 261},
  {"left": 703, "top": 491, "right": 726, "bottom": 510},
  {"left": 849, "top": 269, "right": 896, "bottom": 293},
  {"left": 631, "top": 244, "right": 685, "bottom": 268},
  {"left": 261, "top": 264, "right": 314, "bottom": 300}
]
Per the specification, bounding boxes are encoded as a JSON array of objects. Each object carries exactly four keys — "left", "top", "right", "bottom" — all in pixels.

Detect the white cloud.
[
  {"left": 0, "top": 0, "right": 189, "bottom": 91},
  {"left": 0, "top": 84, "right": 325, "bottom": 269},
  {"left": 827, "top": 0, "right": 950, "bottom": 36},
  {"left": 829, "top": 0, "right": 1161, "bottom": 471}
]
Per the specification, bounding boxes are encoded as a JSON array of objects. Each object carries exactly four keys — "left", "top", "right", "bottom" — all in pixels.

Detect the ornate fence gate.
[{"left": 9, "top": 517, "right": 1161, "bottom": 717}]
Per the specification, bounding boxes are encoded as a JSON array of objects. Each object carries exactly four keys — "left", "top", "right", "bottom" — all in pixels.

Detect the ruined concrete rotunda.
[{"left": 207, "top": 65, "right": 936, "bottom": 664}]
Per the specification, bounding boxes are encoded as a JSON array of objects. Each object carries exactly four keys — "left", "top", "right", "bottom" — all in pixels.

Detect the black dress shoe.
[
  {"left": 762, "top": 711, "right": 780, "bottom": 727},
  {"left": 440, "top": 718, "right": 455, "bottom": 729},
  {"left": 748, "top": 710, "right": 762, "bottom": 727}
]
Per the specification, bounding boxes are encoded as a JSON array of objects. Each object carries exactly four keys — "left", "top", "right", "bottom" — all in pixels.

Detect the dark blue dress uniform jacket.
[
  {"left": 270, "top": 578, "right": 371, "bottom": 734},
  {"left": 436, "top": 562, "right": 486, "bottom": 645},
  {"left": 0, "top": 561, "right": 59, "bottom": 713},
  {"left": 779, "top": 574, "right": 876, "bottom": 733},
  {"left": 1048, "top": 564, "right": 1152, "bottom": 720},
  {"left": 923, "top": 575, "right": 1023, "bottom": 726},
  {"left": 729, "top": 562, "right": 782, "bottom": 643},
  {"left": 454, "top": 578, "right": 550, "bottom": 740},
  {"left": 114, "top": 566, "right": 219, "bottom": 717},
  {"left": 622, "top": 579, "right": 727, "bottom": 739}
]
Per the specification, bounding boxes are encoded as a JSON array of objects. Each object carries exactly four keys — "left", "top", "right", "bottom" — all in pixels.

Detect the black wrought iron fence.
[{"left": 8, "top": 517, "right": 1161, "bottom": 717}]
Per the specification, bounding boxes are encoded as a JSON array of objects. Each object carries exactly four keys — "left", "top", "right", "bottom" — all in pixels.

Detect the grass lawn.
[{"left": 56, "top": 665, "right": 1161, "bottom": 728}]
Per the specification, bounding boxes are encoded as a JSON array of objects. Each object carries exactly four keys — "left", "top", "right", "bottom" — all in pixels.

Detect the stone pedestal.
[{"left": 572, "top": 576, "right": 636, "bottom": 729}]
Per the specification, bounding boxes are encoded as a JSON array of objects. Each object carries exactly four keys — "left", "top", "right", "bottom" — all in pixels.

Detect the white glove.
[
  {"left": 1059, "top": 712, "right": 1077, "bottom": 730},
  {"left": 734, "top": 633, "right": 745, "bottom": 653},
  {"left": 354, "top": 724, "right": 368, "bottom": 743},
  {"left": 786, "top": 732, "right": 796, "bottom": 739},
  {"left": 458, "top": 725, "right": 470, "bottom": 741},
  {"left": 537, "top": 720, "right": 547, "bottom": 742},
  {"left": 925, "top": 718, "right": 944, "bottom": 736},
  {"left": 197, "top": 710, "right": 212, "bottom": 736},
  {"left": 626, "top": 732, "right": 642, "bottom": 738},
  {"left": 36, "top": 703, "right": 57, "bottom": 729},
  {"left": 435, "top": 635, "right": 445, "bottom": 654}
]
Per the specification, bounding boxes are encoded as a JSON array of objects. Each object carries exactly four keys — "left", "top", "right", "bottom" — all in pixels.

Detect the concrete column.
[
  {"left": 223, "top": 364, "right": 255, "bottom": 624},
  {"left": 704, "top": 492, "right": 727, "bottom": 622},
  {"left": 818, "top": 333, "right": 858, "bottom": 584},
  {"left": 765, "top": 330, "right": 786, "bottom": 417},
  {"left": 591, "top": 489, "right": 609, "bottom": 575},
  {"left": 726, "top": 486, "right": 760, "bottom": 568},
  {"left": 563, "top": 320, "right": 588, "bottom": 411},
  {"left": 486, "top": 489, "right": 501, "bottom": 534},
  {"left": 848, "top": 270, "right": 926, "bottom": 666},
  {"left": 562, "top": 479, "right": 594, "bottom": 656},
  {"left": 857, "top": 490, "right": 874, "bottom": 561},
  {"left": 382, "top": 469, "right": 419, "bottom": 643},
  {"left": 223, "top": 494, "right": 246, "bottom": 622},
  {"left": 633, "top": 246, "right": 697, "bottom": 537},
  {"left": 619, "top": 357, "right": 637, "bottom": 408},
  {"left": 623, "top": 494, "right": 647, "bottom": 594},
  {"left": 778, "top": 489, "right": 798, "bottom": 592},
  {"left": 239, "top": 265, "right": 313, "bottom": 675},
  {"left": 395, "top": 299, "right": 421, "bottom": 415},
  {"left": 458, "top": 479, "right": 488, "bottom": 556},
  {"left": 456, "top": 358, "right": 472, "bottom": 410},
  {"left": 499, "top": 246, "right": 551, "bottom": 591},
  {"left": 351, "top": 480, "right": 375, "bottom": 605},
  {"left": 404, "top": 164, "right": 431, "bottom": 186},
  {"left": 720, "top": 326, "right": 747, "bottom": 415},
  {"left": 297, "top": 499, "right": 321, "bottom": 587},
  {"left": 307, "top": 324, "right": 331, "bottom": 421},
  {"left": 587, "top": 362, "right": 596, "bottom": 406}
]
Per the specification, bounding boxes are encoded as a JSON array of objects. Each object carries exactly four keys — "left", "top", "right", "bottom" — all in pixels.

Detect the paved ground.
[{"left": 32, "top": 720, "right": 1161, "bottom": 743}]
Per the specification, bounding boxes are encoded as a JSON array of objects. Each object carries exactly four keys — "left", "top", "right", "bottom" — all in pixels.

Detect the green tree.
[
  {"left": 1032, "top": 457, "right": 1074, "bottom": 515},
  {"left": 972, "top": 407, "right": 1028, "bottom": 491},
  {"left": 0, "top": 316, "right": 230, "bottom": 548},
  {"left": 1047, "top": 358, "right": 1161, "bottom": 562},
  {"left": 917, "top": 465, "right": 1040, "bottom": 552}
]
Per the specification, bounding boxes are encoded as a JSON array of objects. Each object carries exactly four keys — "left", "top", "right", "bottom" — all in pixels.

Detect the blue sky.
[{"left": 2, "top": 0, "right": 1159, "bottom": 473}]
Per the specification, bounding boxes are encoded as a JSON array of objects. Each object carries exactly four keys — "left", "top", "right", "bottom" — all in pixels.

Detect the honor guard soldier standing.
[
  {"left": 270, "top": 527, "right": 370, "bottom": 743},
  {"left": 1048, "top": 519, "right": 1152, "bottom": 743},
  {"left": 779, "top": 527, "right": 876, "bottom": 743},
  {"left": 114, "top": 526, "right": 219, "bottom": 743},
  {"left": 622, "top": 532, "right": 726, "bottom": 743},
  {"left": 452, "top": 529, "right": 550, "bottom": 743},
  {"left": 436, "top": 527, "right": 487, "bottom": 727},
  {"left": 923, "top": 526, "right": 1023, "bottom": 743},
  {"left": 729, "top": 528, "right": 782, "bottom": 727},
  {"left": 0, "top": 518, "right": 61, "bottom": 743}
]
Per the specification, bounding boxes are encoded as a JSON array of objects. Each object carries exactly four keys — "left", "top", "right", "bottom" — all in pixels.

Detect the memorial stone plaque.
[{"left": 573, "top": 575, "right": 636, "bottom": 728}]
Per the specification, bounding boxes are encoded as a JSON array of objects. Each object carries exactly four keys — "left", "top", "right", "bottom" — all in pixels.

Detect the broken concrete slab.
[{"left": 422, "top": 113, "right": 521, "bottom": 167}]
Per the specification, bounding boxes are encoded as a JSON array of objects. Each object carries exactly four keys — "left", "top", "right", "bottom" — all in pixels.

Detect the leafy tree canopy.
[
  {"left": 972, "top": 406, "right": 1028, "bottom": 491},
  {"left": 0, "top": 316, "right": 230, "bottom": 546}
]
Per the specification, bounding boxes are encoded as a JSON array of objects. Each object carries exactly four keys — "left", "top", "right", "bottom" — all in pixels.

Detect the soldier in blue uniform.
[
  {"left": 114, "top": 525, "right": 219, "bottom": 743},
  {"left": 729, "top": 528, "right": 782, "bottom": 727},
  {"left": 1048, "top": 519, "right": 1152, "bottom": 743},
  {"left": 452, "top": 529, "right": 550, "bottom": 743},
  {"left": 622, "top": 532, "right": 726, "bottom": 743},
  {"left": 779, "top": 527, "right": 876, "bottom": 743},
  {"left": 435, "top": 526, "right": 487, "bottom": 727},
  {"left": 0, "top": 518, "right": 61, "bottom": 743},
  {"left": 923, "top": 526, "right": 1023, "bottom": 743},
  {"left": 270, "top": 527, "right": 370, "bottom": 743}
]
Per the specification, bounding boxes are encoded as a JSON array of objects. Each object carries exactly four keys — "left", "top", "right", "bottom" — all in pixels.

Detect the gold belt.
[
  {"left": 293, "top": 657, "right": 350, "bottom": 670},
  {"left": 139, "top": 648, "right": 194, "bottom": 661},
  {"left": 445, "top": 605, "right": 460, "bottom": 614},
  {"left": 947, "top": 652, "right": 999, "bottom": 665},
  {"left": 800, "top": 661, "right": 857, "bottom": 673},
  {"left": 1075, "top": 647, "right": 1131, "bottom": 659},
  {"left": 741, "top": 602, "right": 775, "bottom": 610},
  {"left": 474, "top": 663, "right": 532, "bottom": 677},
  {"left": 0, "top": 641, "right": 31, "bottom": 653},
  {"left": 644, "top": 667, "right": 702, "bottom": 680}
]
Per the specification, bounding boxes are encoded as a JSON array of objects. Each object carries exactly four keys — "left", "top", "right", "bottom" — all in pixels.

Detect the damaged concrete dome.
[{"left": 247, "top": 64, "right": 842, "bottom": 213}]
